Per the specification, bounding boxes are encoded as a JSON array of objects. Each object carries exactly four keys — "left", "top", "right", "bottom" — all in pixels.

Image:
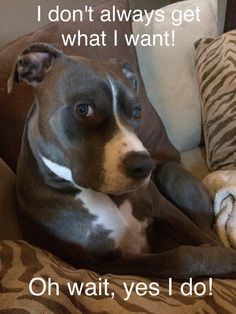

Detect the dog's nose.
[{"left": 124, "top": 152, "right": 155, "bottom": 179}]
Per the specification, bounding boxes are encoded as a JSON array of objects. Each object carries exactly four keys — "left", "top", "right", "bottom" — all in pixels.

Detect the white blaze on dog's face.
[{"left": 99, "top": 77, "right": 152, "bottom": 195}]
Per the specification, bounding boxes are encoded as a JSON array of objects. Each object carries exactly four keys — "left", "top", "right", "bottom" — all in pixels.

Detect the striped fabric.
[
  {"left": 0, "top": 240, "right": 236, "bottom": 313},
  {"left": 195, "top": 30, "right": 236, "bottom": 170}
]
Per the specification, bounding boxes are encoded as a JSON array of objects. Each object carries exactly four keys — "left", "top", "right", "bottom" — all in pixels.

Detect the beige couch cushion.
[
  {"left": 0, "top": 159, "right": 22, "bottom": 239},
  {"left": 181, "top": 147, "right": 209, "bottom": 180},
  {"left": 133, "top": 0, "right": 219, "bottom": 151}
]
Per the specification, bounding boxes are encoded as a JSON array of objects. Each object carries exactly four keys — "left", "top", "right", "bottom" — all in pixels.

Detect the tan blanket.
[{"left": 203, "top": 170, "right": 236, "bottom": 249}]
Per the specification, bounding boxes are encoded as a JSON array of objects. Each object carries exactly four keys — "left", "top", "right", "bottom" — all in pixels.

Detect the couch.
[{"left": 0, "top": 0, "right": 236, "bottom": 313}]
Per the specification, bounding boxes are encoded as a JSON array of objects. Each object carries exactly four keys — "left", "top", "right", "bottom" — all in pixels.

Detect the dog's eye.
[
  {"left": 76, "top": 104, "right": 94, "bottom": 118},
  {"left": 132, "top": 107, "right": 141, "bottom": 119}
]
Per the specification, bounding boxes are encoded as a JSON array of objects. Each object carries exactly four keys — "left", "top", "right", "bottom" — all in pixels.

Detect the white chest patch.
[
  {"left": 76, "top": 190, "right": 149, "bottom": 254},
  {"left": 41, "top": 156, "right": 149, "bottom": 254}
]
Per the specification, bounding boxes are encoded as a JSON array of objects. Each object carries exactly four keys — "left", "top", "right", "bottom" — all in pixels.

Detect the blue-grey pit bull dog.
[{"left": 8, "top": 43, "right": 236, "bottom": 280}]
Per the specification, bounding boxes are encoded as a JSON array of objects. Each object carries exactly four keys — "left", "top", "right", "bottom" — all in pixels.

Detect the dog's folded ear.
[
  {"left": 121, "top": 61, "right": 139, "bottom": 92},
  {"left": 110, "top": 59, "right": 139, "bottom": 92},
  {"left": 7, "top": 42, "right": 63, "bottom": 93}
]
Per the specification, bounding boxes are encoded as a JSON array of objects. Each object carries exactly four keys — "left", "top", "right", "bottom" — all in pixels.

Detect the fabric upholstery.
[
  {"left": 195, "top": 30, "right": 236, "bottom": 170},
  {"left": 0, "top": 0, "right": 179, "bottom": 172},
  {"left": 181, "top": 146, "right": 209, "bottom": 180},
  {"left": 0, "top": 159, "right": 22, "bottom": 239},
  {"left": 224, "top": 0, "right": 236, "bottom": 32},
  {"left": 133, "top": 0, "right": 219, "bottom": 152},
  {"left": 1, "top": 240, "right": 235, "bottom": 313}
]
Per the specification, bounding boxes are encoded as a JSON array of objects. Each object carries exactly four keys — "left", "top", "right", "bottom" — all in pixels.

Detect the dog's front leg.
[
  {"left": 148, "top": 181, "right": 220, "bottom": 247},
  {"left": 152, "top": 161, "right": 214, "bottom": 233},
  {"left": 98, "top": 245, "right": 236, "bottom": 280}
]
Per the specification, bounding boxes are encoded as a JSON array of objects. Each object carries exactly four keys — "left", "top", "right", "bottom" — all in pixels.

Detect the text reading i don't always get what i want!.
[{"left": 37, "top": 5, "right": 201, "bottom": 47}]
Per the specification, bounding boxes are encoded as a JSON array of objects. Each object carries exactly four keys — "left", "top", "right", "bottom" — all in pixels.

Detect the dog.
[{"left": 8, "top": 43, "right": 236, "bottom": 280}]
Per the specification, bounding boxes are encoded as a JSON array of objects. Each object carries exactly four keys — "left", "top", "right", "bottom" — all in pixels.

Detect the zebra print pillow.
[
  {"left": 195, "top": 30, "right": 236, "bottom": 170},
  {"left": 1, "top": 240, "right": 236, "bottom": 313}
]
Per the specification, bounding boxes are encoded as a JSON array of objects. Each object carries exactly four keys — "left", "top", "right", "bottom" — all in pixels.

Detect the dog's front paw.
[
  {"left": 215, "top": 197, "right": 233, "bottom": 248},
  {"left": 226, "top": 202, "right": 236, "bottom": 249}
]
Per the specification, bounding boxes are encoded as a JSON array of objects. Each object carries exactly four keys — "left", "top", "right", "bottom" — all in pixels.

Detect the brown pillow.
[{"left": 0, "top": 0, "right": 179, "bottom": 171}]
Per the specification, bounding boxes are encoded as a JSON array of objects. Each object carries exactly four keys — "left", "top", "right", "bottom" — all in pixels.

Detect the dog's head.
[{"left": 9, "top": 43, "right": 155, "bottom": 195}]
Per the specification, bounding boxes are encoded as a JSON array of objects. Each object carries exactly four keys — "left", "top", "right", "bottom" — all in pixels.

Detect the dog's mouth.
[
  {"left": 73, "top": 174, "right": 151, "bottom": 196},
  {"left": 140, "top": 175, "right": 151, "bottom": 189},
  {"left": 97, "top": 175, "right": 152, "bottom": 196}
]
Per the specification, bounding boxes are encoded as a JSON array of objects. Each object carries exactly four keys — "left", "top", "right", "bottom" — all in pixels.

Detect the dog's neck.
[{"left": 20, "top": 104, "right": 76, "bottom": 192}]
